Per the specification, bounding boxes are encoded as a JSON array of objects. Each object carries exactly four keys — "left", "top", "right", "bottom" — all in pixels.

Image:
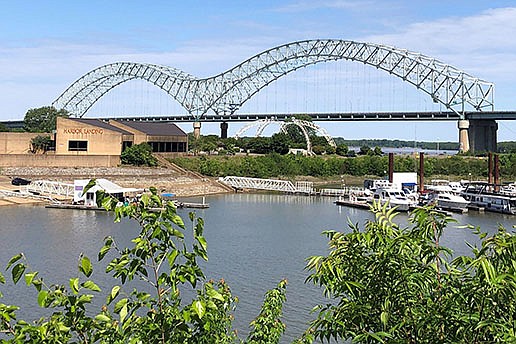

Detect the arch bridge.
[{"left": 52, "top": 39, "right": 497, "bottom": 152}]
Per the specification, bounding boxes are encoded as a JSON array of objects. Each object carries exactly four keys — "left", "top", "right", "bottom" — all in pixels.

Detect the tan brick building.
[{"left": 0, "top": 118, "right": 188, "bottom": 167}]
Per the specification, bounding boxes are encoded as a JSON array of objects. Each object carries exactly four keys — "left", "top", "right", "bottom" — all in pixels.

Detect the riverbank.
[{"left": 0, "top": 166, "right": 232, "bottom": 206}]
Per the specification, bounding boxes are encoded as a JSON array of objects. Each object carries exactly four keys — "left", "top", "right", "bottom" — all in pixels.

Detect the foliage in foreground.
[
  {"left": 0, "top": 185, "right": 287, "bottom": 343},
  {"left": 302, "top": 202, "right": 516, "bottom": 343},
  {"left": 0, "top": 189, "right": 515, "bottom": 343}
]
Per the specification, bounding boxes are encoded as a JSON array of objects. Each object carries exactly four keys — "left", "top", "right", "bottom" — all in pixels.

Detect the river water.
[{"left": 0, "top": 194, "right": 514, "bottom": 342}]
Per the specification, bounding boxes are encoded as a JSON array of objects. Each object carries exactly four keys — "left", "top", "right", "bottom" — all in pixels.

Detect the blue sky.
[{"left": 1, "top": 1, "right": 516, "bottom": 142}]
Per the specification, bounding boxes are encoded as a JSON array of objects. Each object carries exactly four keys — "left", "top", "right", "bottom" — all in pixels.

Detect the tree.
[
  {"left": 359, "top": 145, "right": 372, "bottom": 155},
  {"left": 0, "top": 185, "right": 289, "bottom": 343},
  {"left": 284, "top": 115, "right": 314, "bottom": 147},
  {"left": 30, "top": 135, "right": 53, "bottom": 153},
  {"left": 336, "top": 144, "right": 349, "bottom": 156},
  {"left": 23, "top": 106, "right": 69, "bottom": 133},
  {"left": 0, "top": 122, "right": 8, "bottom": 132},
  {"left": 373, "top": 146, "right": 383, "bottom": 156},
  {"left": 270, "top": 133, "right": 291, "bottom": 154},
  {"left": 302, "top": 202, "right": 516, "bottom": 343},
  {"left": 121, "top": 143, "right": 158, "bottom": 166}
]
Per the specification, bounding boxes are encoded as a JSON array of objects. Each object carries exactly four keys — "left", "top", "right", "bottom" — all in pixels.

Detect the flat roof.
[
  {"left": 114, "top": 120, "right": 187, "bottom": 136},
  {"left": 69, "top": 118, "right": 134, "bottom": 135}
]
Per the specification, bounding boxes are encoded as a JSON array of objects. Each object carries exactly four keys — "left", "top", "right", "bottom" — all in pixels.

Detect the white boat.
[
  {"left": 461, "top": 182, "right": 516, "bottom": 215},
  {"left": 372, "top": 187, "right": 416, "bottom": 211},
  {"left": 427, "top": 191, "right": 470, "bottom": 212},
  {"left": 426, "top": 182, "right": 470, "bottom": 212}
]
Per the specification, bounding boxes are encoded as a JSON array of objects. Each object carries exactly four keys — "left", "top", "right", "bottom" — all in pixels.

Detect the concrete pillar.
[
  {"left": 220, "top": 122, "right": 228, "bottom": 139},
  {"left": 469, "top": 119, "right": 498, "bottom": 153},
  {"left": 458, "top": 120, "right": 470, "bottom": 153},
  {"left": 193, "top": 121, "right": 201, "bottom": 139}
]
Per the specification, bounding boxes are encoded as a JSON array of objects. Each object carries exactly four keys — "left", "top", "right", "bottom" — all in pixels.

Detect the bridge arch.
[
  {"left": 53, "top": 40, "right": 494, "bottom": 119},
  {"left": 208, "top": 40, "right": 494, "bottom": 117},
  {"left": 52, "top": 62, "right": 201, "bottom": 117},
  {"left": 234, "top": 118, "right": 336, "bottom": 155}
]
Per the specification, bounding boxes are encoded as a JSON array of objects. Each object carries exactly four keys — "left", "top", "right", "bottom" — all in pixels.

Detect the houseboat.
[{"left": 461, "top": 182, "right": 516, "bottom": 215}]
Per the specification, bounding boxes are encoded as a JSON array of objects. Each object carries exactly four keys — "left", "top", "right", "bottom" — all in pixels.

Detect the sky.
[{"left": 1, "top": 0, "right": 516, "bottom": 142}]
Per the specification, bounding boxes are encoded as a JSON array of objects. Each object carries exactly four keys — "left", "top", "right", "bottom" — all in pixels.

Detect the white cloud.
[{"left": 361, "top": 7, "right": 516, "bottom": 83}]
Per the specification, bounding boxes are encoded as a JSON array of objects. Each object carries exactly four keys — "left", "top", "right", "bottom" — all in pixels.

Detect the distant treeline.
[
  {"left": 498, "top": 142, "right": 516, "bottom": 153},
  {"left": 335, "top": 138, "right": 516, "bottom": 153},
  {"left": 334, "top": 138, "right": 459, "bottom": 150},
  {"left": 170, "top": 153, "right": 516, "bottom": 180}
]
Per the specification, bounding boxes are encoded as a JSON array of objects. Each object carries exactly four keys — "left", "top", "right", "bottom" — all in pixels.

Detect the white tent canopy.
[{"left": 73, "top": 179, "right": 143, "bottom": 206}]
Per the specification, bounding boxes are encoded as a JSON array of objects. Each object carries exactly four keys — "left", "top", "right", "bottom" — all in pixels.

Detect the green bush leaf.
[
  {"left": 82, "top": 280, "right": 101, "bottom": 292},
  {"left": 98, "top": 244, "right": 112, "bottom": 261},
  {"left": 6, "top": 253, "right": 23, "bottom": 270},
  {"left": 11, "top": 263, "right": 26, "bottom": 284},
  {"left": 114, "top": 298, "right": 128, "bottom": 313},
  {"left": 171, "top": 215, "right": 185, "bottom": 229},
  {"left": 37, "top": 290, "right": 48, "bottom": 307},
  {"left": 206, "top": 287, "right": 224, "bottom": 302},
  {"left": 192, "top": 300, "right": 206, "bottom": 319},
  {"left": 79, "top": 255, "right": 93, "bottom": 277},
  {"left": 0, "top": 271, "right": 5, "bottom": 284},
  {"left": 120, "top": 304, "right": 128, "bottom": 323},
  {"left": 70, "top": 277, "right": 80, "bottom": 294},
  {"left": 108, "top": 285, "right": 121, "bottom": 304},
  {"left": 95, "top": 314, "right": 111, "bottom": 323},
  {"left": 197, "top": 236, "right": 208, "bottom": 251},
  {"left": 24, "top": 271, "right": 38, "bottom": 286}
]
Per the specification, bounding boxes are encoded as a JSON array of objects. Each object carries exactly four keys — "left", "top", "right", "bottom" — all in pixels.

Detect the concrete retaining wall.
[{"left": 0, "top": 154, "right": 120, "bottom": 167}]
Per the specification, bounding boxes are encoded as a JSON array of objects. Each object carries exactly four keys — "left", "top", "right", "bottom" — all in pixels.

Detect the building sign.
[{"left": 63, "top": 128, "right": 104, "bottom": 135}]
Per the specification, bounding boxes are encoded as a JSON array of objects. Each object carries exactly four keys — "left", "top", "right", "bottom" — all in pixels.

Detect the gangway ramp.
[
  {"left": 25, "top": 180, "right": 75, "bottom": 198},
  {"left": 219, "top": 176, "right": 314, "bottom": 194}
]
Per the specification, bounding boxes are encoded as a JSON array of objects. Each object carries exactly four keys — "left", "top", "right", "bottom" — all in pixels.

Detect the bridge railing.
[
  {"left": 219, "top": 176, "right": 315, "bottom": 194},
  {"left": 25, "top": 180, "right": 75, "bottom": 198}
]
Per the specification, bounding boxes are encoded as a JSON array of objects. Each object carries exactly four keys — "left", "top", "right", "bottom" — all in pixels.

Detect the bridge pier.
[
  {"left": 469, "top": 119, "right": 498, "bottom": 153},
  {"left": 458, "top": 119, "right": 498, "bottom": 153},
  {"left": 458, "top": 120, "right": 470, "bottom": 152},
  {"left": 220, "top": 122, "right": 228, "bottom": 139},
  {"left": 193, "top": 121, "right": 201, "bottom": 139}
]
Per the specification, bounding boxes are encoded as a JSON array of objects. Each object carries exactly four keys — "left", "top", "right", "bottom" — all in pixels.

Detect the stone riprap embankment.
[{"left": 0, "top": 166, "right": 231, "bottom": 198}]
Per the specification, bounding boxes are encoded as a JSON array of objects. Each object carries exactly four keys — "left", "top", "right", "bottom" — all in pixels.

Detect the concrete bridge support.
[
  {"left": 220, "top": 122, "right": 228, "bottom": 139},
  {"left": 469, "top": 119, "right": 498, "bottom": 153},
  {"left": 458, "top": 120, "right": 470, "bottom": 153},
  {"left": 193, "top": 121, "right": 201, "bottom": 139}
]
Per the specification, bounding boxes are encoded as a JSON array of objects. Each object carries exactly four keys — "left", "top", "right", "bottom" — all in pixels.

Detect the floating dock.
[
  {"left": 334, "top": 198, "right": 370, "bottom": 209},
  {"left": 45, "top": 204, "right": 106, "bottom": 211},
  {"left": 46, "top": 200, "right": 210, "bottom": 211}
]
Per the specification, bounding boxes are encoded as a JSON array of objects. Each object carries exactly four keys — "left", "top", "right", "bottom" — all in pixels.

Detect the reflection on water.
[{"left": 0, "top": 195, "right": 514, "bottom": 343}]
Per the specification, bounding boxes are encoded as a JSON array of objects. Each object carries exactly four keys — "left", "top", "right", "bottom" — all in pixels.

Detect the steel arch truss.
[
  {"left": 53, "top": 40, "right": 495, "bottom": 119},
  {"left": 52, "top": 62, "right": 202, "bottom": 117}
]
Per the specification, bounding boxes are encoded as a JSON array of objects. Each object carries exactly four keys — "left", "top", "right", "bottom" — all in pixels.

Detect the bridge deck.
[
  {"left": 97, "top": 110, "right": 516, "bottom": 123},
  {"left": 3, "top": 111, "right": 516, "bottom": 128}
]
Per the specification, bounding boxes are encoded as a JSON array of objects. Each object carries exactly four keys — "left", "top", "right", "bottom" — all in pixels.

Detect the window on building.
[
  {"left": 68, "top": 140, "right": 88, "bottom": 151},
  {"left": 122, "top": 141, "right": 133, "bottom": 151},
  {"left": 148, "top": 141, "right": 187, "bottom": 153}
]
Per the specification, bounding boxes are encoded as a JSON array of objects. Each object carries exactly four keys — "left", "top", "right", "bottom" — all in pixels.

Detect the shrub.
[{"left": 121, "top": 143, "right": 157, "bottom": 166}]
